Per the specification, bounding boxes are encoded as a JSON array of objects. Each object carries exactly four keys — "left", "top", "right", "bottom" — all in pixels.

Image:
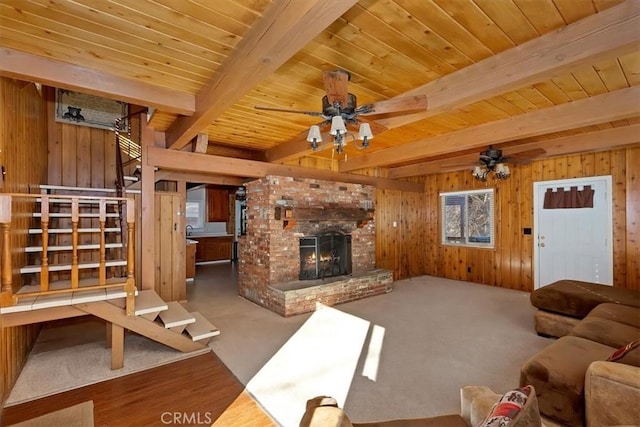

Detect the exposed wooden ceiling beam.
[
  {"left": 164, "top": 0, "right": 359, "bottom": 151},
  {"left": 0, "top": 48, "right": 194, "bottom": 116},
  {"left": 154, "top": 171, "right": 246, "bottom": 187},
  {"left": 339, "top": 86, "right": 640, "bottom": 172},
  {"left": 388, "top": 124, "right": 640, "bottom": 178},
  {"left": 265, "top": 0, "right": 640, "bottom": 163},
  {"left": 146, "top": 147, "right": 423, "bottom": 193}
]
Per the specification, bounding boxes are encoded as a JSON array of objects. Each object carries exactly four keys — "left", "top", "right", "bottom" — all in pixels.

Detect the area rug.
[
  {"left": 8, "top": 400, "right": 93, "bottom": 427},
  {"left": 4, "top": 318, "right": 211, "bottom": 406}
]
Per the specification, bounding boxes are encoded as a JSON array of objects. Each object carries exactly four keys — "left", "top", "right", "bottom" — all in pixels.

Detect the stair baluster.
[
  {"left": 40, "top": 195, "right": 49, "bottom": 292},
  {"left": 125, "top": 199, "right": 135, "bottom": 316},
  {"left": 70, "top": 198, "right": 79, "bottom": 288},
  {"left": 0, "top": 195, "right": 14, "bottom": 307},
  {"left": 99, "top": 199, "right": 107, "bottom": 285}
]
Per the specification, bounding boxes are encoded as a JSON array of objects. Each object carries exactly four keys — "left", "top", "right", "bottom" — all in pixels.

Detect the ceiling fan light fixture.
[
  {"left": 473, "top": 166, "right": 489, "bottom": 181},
  {"left": 358, "top": 123, "right": 373, "bottom": 148},
  {"left": 330, "top": 116, "right": 347, "bottom": 136},
  {"left": 495, "top": 163, "right": 510, "bottom": 180},
  {"left": 306, "top": 125, "right": 322, "bottom": 151}
]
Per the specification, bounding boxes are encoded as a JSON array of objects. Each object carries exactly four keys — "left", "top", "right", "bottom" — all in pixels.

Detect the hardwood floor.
[{"left": 1, "top": 353, "right": 276, "bottom": 426}]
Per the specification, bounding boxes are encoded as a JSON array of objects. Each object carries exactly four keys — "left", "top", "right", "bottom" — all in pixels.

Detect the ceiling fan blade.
[
  {"left": 354, "top": 117, "right": 387, "bottom": 135},
  {"left": 506, "top": 148, "right": 546, "bottom": 163},
  {"left": 360, "top": 94, "right": 427, "bottom": 116},
  {"left": 323, "top": 70, "right": 350, "bottom": 107},
  {"left": 254, "top": 105, "right": 324, "bottom": 117}
]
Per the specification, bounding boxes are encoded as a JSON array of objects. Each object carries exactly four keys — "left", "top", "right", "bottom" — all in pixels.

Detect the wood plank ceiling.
[{"left": 1, "top": 0, "right": 638, "bottom": 178}]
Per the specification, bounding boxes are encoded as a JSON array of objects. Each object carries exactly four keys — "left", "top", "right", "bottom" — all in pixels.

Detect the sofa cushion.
[
  {"left": 569, "top": 316, "right": 640, "bottom": 349},
  {"left": 520, "top": 336, "right": 614, "bottom": 426},
  {"left": 607, "top": 338, "right": 640, "bottom": 367},
  {"left": 477, "top": 385, "right": 541, "bottom": 427},
  {"left": 587, "top": 302, "right": 640, "bottom": 328},
  {"left": 530, "top": 280, "right": 640, "bottom": 318}
]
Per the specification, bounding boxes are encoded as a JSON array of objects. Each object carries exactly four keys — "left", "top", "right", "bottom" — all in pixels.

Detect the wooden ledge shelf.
[{"left": 275, "top": 206, "right": 374, "bottom": 229}]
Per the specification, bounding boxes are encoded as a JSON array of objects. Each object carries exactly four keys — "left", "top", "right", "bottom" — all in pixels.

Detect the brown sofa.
[
  {"left": 521, "top": 299, "right": 640, "bottom": 426},
  {"left": 529, "top": 280, "right": 640, "bottom": 338}
]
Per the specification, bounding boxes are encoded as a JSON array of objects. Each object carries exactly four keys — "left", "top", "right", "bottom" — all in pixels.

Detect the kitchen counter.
[
  {"left": 187, "top": 233, "right": 233, "bottom": 238},
  {"left": 188, "top": 235, "right": 233, "bottom": 262}
]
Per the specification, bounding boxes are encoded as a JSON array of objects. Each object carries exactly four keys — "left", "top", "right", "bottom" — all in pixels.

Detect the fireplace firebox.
[{"left": 299, "top": 233, "right": 352, "bottom": 280}]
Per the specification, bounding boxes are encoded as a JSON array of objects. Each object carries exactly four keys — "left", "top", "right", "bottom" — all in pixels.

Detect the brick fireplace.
[{"left": 238, "top": 175, "right": 393, "bottom": 316}]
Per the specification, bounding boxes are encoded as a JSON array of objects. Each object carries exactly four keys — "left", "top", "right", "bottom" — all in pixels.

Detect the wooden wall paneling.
[
  {"left": 625, "top": 147, "right": 640, "bottom": 289},
  {"left": 580, "top": 152, "right": 596, "bottom": 176},
  {"left": 90, "top": 128, "right": 106, "bottom": 265},
  {"left": 375, "top": 189, "right": 401, "bottom": 278},
  {"left": 76, "top": 127, "right": 92, "bottom": 277},
  {"left": 611, "top": 148, "right": 627, "bottom": 287},
  {"left": 595, "top": 151, "right": 611, "bottom": 175},
  {"left": 104, "top": 130, "right": 117, "bottom": 191},
  {"left": 0, "top": 77, "right": 48, "bottom": 406},
  {"left": 399, "top": 190, "right": 425, "bottom": 279},
  {"left": 519, "top": 163, "right": 534, "bottom": 290},
  {"left": 46, "top": 88, "right": 62, "bottom": 186},
  {"left": 415, "top": 147, "right": 636, "bottom": 292}
]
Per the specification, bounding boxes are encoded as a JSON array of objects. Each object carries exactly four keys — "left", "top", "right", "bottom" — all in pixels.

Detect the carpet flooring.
[{"left": 5, "top": 263, "right": 553, "bottom": 425}]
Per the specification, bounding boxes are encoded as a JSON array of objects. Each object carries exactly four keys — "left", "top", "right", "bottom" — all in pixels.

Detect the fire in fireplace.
[{"left": 299, "top": 232, "right": 352, "bottom": 280}]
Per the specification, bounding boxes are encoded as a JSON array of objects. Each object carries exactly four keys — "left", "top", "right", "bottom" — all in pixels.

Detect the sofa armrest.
[
  {"left": 460, "top": 386, "right": 500, "bottom": 426},
  {"left": 585, "top": 361, "right": 640, "bottom": 427}
]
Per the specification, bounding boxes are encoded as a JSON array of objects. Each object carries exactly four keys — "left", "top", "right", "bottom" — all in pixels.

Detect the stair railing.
[{"left": 0, "top": 193, "right": 136, "bottom": 316}]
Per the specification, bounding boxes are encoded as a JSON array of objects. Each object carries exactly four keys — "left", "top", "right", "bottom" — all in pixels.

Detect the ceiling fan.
[
  {"left": 254, "top": 70, "right": 427, "bottom": 154},
  {"left": 472, "top": 146, "right": 547, "bottom": 181}
]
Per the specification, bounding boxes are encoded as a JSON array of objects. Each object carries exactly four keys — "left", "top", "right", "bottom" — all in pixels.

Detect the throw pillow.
[
  {"left": 607, "top": 338, "right": 640, "bottom": 366},
  {"left": 476, "top": 385, "right": 540, "bottom": 427}
]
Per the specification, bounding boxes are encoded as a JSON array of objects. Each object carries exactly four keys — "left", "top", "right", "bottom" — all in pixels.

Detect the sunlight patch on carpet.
[
  {"left": 361, "top": 324, "right": 385, "bottom": 382},
  {"left": 246, "top": 303, "right": 370, "bottom": 427}
]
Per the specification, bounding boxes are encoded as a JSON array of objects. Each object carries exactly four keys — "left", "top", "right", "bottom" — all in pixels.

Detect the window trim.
[{"left": 440, "top": 188, "right": 495, "bottom": 249}]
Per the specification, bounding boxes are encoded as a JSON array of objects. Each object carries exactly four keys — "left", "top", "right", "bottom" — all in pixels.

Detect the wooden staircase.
[{"left": 0, "top": 187, "right": 219, "bottom": 370}]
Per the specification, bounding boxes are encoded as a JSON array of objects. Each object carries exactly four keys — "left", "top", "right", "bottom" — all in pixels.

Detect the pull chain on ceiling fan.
[{"left": 255, "top": 69, "right": 427, "bottom": 156}]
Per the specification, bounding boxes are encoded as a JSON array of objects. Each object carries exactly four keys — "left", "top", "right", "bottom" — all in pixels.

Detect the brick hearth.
[{"left": 237, "top": 175, "right": 393, "bottom": 316}]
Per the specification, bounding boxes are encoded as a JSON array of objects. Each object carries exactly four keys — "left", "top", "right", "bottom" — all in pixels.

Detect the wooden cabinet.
[
  {"left": 186, "top": 241, "right": 197, "bottom": 279},
  {"left": 194, "top": 236, "right": 233, "bottom": 262},
  {"left": 207, "top": 187, "right": 230, "bottom": 222}
]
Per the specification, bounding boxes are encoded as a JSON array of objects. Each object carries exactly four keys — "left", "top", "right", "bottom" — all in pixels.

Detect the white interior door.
[{"left": 533, "top": 176, "right": 613, "bottom": 289}]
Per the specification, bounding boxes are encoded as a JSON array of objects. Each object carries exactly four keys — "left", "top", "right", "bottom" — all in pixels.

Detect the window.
[
  {"left": 441, "top": 189, "right": 494, "bottom": 248},
  {"left": 185, "top": 201, "right": 204, "bottom": 229}
]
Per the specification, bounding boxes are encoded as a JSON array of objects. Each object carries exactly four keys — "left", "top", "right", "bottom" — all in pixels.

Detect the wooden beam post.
[
  {"left": 165, "top": 0, "right": 359, "bottom": 150},
  {"left": 110, "top": 323, "right": 124, "bottom": 370},
  {"left": 388, "top": 125, "right": 640, "bottom": 178},
  {"left": 339, "top": 86, "right": 640, "bottom": 172},
  {"left": 193, "top": 133, "right": 208, "bottom": 154},
  {"left": 266, "top": 0, "right": 640, "bottom": 163},
  {"left": 0, "top": 48, "right": 195, "bottom": 116},
  {"left": 140, "top": 126, "right": 156, "bottom": 291},
  {"left": 146, "top": 147, "right": 425, "bottom": 193}
]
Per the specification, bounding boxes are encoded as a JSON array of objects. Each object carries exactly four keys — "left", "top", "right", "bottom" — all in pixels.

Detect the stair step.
[
  {"left": 25, "top": 242, "right": 123, "bottom": 253},
  {"left": 185, "top": 312, "right": 220, "bottom": 342},
  {"left": 2, "top": 280, "right": 135, "bottom": 314},
  {"left": 29, "top": 227, "right": 121, "bottom": 234},
  {"left": 20, "top": 259, "right": 127, "bottom": 274},
  {"left": 135, "top": 290, "right": 168, "bottom": 317},
  {"left": 32, "top": 212, "right": 119, "bottom": 218},
  {"left": 159, "top": 302, "right": 196, "bottom": 329}
]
